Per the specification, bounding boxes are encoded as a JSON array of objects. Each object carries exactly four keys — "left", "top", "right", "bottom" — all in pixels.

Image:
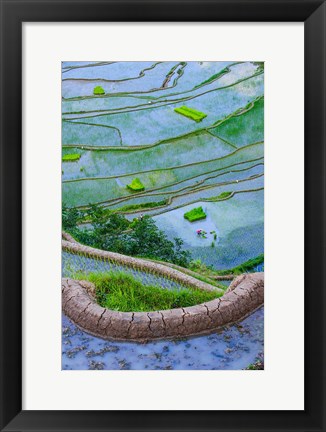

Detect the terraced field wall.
[
  {"left": 62, "top": 233, "right": 221, "bottom": 293},
  {"left": 62, "top": 233, "right": 264, "bottom": 341},
  {"left": 62, "top": 272, "right": 264, "bottom": 341}
]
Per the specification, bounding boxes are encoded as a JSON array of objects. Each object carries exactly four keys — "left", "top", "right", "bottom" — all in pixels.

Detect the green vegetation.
[
  {"left": 127, "top": 178, "right": 145, "bottom": 192},
  {"left": 245, "top": 353, "right": 264, "bottom": 370},
  {"left": 62, "top": 204, "right": 191, "bottom": 267},
  {"left": 215, "top": 254, "right": 264, "bottom": 275},
  {"left": 184, "top": 206, "right": 207, "bottom": 222},
  {"left": 194, "top": 68, "right": 228, "bottom": 88},
  {"left": 75, "top": 271, "right": 221, "bottom": 312},
  {"left": 189, "top": 254, "right": 264, "bottom": 278},
  {"left": 116, "top": 199, "right": 168, "bottom": 212},
  {"left": 217, "top": 191, "right": 232, "bottom": 200},
  {"left": 209, "top": 97, "right": 264, "bottom": 147},
  {"left": 93, "top": 86, "right": 105, "bottom": 95},
  {"left": 174, "top": 106, "right": 207, "bottom": 122},
  {"left": 62, "top": 139, "right": 263, "bottom": 208},
  {"left": 62, "top": 153, "right": 81, "bottom": 162},
  {"left": 189, "top": 259, "right": 214, "bottom": 275},
  {"left": 245, "top": 361, "right": 264, "bottom": 370},
  {"left": 253, "top": 62, "right": 264, "bottom": 72}
]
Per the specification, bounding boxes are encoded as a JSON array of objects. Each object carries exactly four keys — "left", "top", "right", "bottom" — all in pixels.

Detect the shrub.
[
  {"left": 63, "top": 204, "right": 192, "bottom": 268},
  {"left": 93, "top": 86, "right": 105, "bottom": 95},
  {"left": 62, "top": 153, "right": 81, "bottom": 162},
  {"left": 127, "top": 178, "right": 145, "bottom": 192},
  {"left": 174, "top": 106, "right": 207, "bottom": 122},
  {"left": 76, "top": 271, "right": 221, "bottom": 312},
  {"left": 184, "top": 206, "right": 207, "bottom": 222}
]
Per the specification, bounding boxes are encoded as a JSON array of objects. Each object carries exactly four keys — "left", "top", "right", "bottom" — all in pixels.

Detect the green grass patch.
[
  {"left": 93, "top": 86, "right": 105, "bottom": 95},
  {"left": 74, "top": 271, "right": 221, "bottom": 312},
  {"left": 127, "top": 178, "right": 145, "bottom": 192},
  {"left": 184, "top": 206, "right": 207, "bottom": 222},
  {"left": 174, "top": 106, "right": 207, "bottom": 122},
  {"left": 62, "top": 153, "right": 81, "bottom": 162}
]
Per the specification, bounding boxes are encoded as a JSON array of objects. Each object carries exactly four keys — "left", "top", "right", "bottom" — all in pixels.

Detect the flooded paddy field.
[{"left": 62, "top": 307, "right": 264, "bottom": 370}]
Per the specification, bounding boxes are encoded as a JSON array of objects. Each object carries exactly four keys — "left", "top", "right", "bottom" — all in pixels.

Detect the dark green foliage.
[
  {"left": 76, "top": 271, "right": 220, "bottom": 312},
  {"left": 62, "top": 204, "right": 191, "bottom": 267},
  {"left": 62, "top": 204, "right": 83, "bottom": 230},
  {"left": 252, "top": 62, "right": 264, "bottom": 72},
  {"left": 184, "top": 206, "right": 207, "bottom": 222}
]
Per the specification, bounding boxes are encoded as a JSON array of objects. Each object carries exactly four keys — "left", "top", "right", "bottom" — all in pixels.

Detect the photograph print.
[{"left": 61, "top": 60, "right": 264, "bottom": 371}]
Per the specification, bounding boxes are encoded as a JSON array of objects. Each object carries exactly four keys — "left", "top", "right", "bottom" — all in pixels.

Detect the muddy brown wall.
[{"left": 62, "top": 272, "right": 264, "bottom": 342}]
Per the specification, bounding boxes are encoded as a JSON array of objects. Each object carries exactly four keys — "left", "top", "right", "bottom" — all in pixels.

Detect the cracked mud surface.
[
  {"left": 62, "top": 272, "right": 263, "bottom": 341},
  {"left": 62, "top": 306, "right": 264, "bottom": 370}
]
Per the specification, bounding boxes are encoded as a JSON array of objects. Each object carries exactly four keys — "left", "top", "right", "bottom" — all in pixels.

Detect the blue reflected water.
[{"left": 62, "top": 306, "right": 263, "bottom": 370}]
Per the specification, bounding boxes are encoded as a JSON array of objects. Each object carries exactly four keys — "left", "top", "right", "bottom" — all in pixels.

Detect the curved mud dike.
[
  {"left": 62, "top": 235, "right": 223, "bottom": 293},
  {"left": 62, "top": 272, "right": 264, "bottom": 342}
]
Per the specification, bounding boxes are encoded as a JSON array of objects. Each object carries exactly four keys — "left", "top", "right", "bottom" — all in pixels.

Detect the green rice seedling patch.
[
  {"left": 93, "top": 86, "right": 105, "bottom": 95},
  {"left": 174, "top": 106, "right": 207, "bottom": 122},
  {"left": 106, "top": 163, "right": 263, "bottom": 211},
  {"left": 63, "top": 62, "right": 182, "bottom": 100},
  {"left": 62, "top": 142, "right": 263, "bottom": 208},
  {"left": 184, "top": 206, "right": 207, "bottom": 222},
  {"left": 62, "top": 153, "right": 81, "bottom": 162},
  {"left": 153, "top": 189, "right": 264, "bottom": 269},
  {"left": 127, "top": 178, "right": 145, "bottom": 192},
  {"left": 66, "top": 163, "right": 263, "bottom": 209},
  {"left": 62, "top": 132, "right": 233, "bottom": 182},
  {"left": 64, "top": 74, "right": 263, "bottom": 146},
  {"left": 73, "top": 271, "right": 221, "bottom": 312}
]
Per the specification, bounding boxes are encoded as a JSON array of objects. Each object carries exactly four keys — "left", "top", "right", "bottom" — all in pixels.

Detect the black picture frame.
[{"left": 0, "top": 0, "right": 325, "bottom": 431}]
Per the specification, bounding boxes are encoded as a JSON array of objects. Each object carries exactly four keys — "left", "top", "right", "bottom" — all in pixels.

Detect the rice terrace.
[{"left": 62, "top": 61, "right": 264, "bottom": 370}]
